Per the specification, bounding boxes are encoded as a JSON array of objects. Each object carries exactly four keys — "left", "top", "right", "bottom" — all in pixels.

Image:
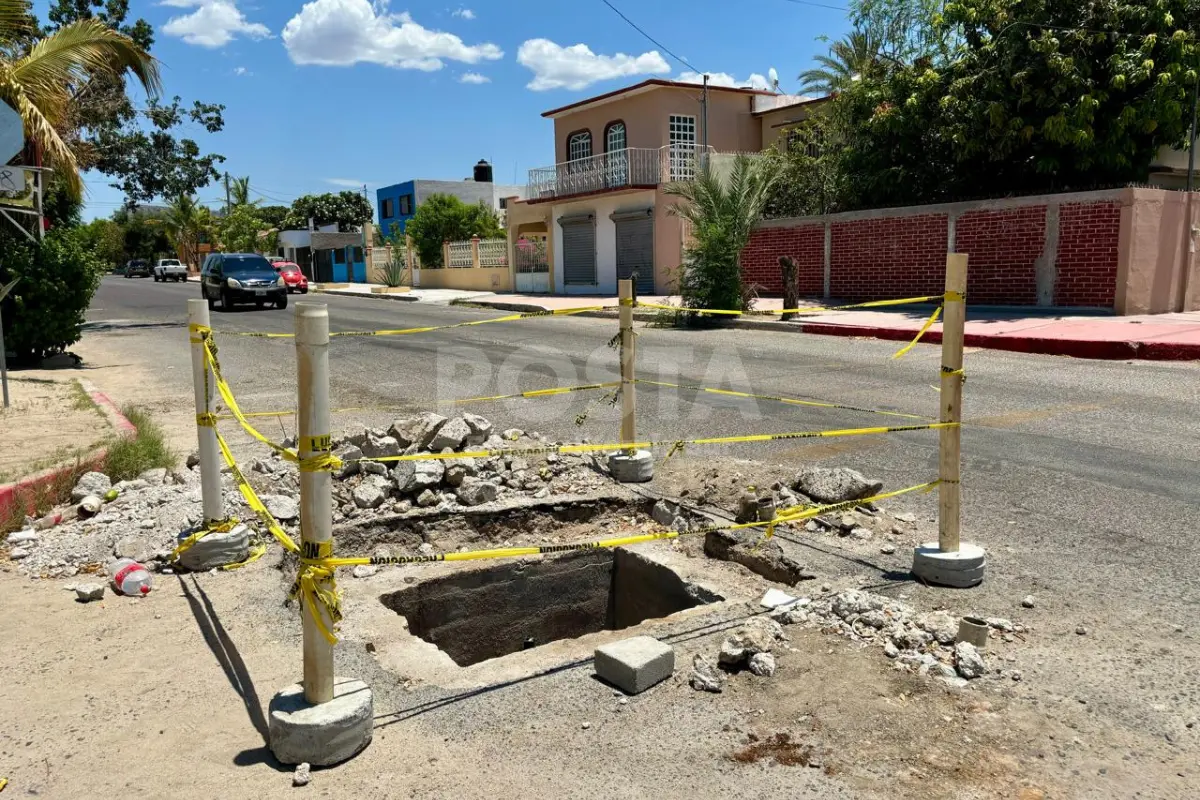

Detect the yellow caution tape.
[
  {"left": 216, "top": 305, "right": 610, "bottom": 340},
  {"left": 0, "top": 777, "right": 7, "bottom": 792},
  {"left": 633, "top": 379, "right": 929, "bottom": 421},
  {"left": 455, "top": 381, "right": 621, "bottom": 404},
  {"left": 195, "top": 413, "right": 218, "bottom": 427},
  {"left": 213, "top": 429, "right": 299, "bottom": 554},
  {"left": 636, "top": 294, "right": 946, "bottom": 318},
  {"left": 308, "top": 480, "right": 940, "bottom": 572},
  {"left": 201, "top": 335, "right": 300, "bottom": 464},
  {"left": 892, "top": 305, "right": 943, "bottom": 359},
  {"left": 169, "top": 517, "right": 240, "bottom": 562}
]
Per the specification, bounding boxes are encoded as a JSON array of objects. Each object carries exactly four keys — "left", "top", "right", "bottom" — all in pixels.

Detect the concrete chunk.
[{"left": 594, "top": 636, "right": 674, "bottom": 695}]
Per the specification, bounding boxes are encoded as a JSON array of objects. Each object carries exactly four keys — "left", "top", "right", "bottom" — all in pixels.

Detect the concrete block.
[
  {"left": 268, "top": 677, "right": 373, "bottom": 766},
  {"left": 911, "top": 542, "right": 986, "bottom": 588},
  {"left": 177, "top": 523, "right": 250, "bottom": 571},
  {"left": 608, "top": 449, "right": 654, "bottom": 483},
  {"left": 594, "top": 635, "right": 674, "bottom": 694}
]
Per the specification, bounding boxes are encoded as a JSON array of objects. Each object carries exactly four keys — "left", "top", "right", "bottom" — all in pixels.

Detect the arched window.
[
  {"left": 604, "top": 121, "right": 626, "bottom": 153},
  {"left": 604, "top": 121, "right": 628, "bottom": 185},
  {"left": 567, "top": 130, "right": 592, "bottom": 162}
]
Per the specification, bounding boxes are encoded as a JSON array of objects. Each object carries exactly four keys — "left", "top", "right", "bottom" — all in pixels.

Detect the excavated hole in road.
[{"left": 380, "top": 548, "right": 723, "bottom": 667}]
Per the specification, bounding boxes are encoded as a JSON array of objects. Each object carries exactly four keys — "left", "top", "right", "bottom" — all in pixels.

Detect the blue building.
[{"left": 376, "top": 176, "right": 525, "bottom": 237}]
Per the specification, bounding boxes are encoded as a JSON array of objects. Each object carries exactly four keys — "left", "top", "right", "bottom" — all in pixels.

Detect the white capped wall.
[{"left": 551, "top": 190, "right": 656, "bottom": 295}]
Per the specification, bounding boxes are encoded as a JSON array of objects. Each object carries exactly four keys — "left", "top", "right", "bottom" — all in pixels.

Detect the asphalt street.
[{"left": 83, "top": 275, "right": 1200, "bottom": 740}]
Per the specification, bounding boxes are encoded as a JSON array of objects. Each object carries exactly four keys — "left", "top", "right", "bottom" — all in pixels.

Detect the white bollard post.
[
  {"left": 269, "top": 302, "right": 374, "bottom": 767},
  {"left": 188, "top": 299, "right": 224, "bottom": 523},
  {"left": 295, "top": 302, "right": 335, "bottom": 704}
]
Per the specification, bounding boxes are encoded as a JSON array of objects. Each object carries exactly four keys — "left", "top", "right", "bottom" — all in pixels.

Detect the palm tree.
[
  {"left": 664, "top": 155, "right": 780, "bottom": 313},
  {"left": 798, "top": 30, "right": 887, "bottom": 95},
  {"left": 0, "top": 0, "right": 160, "bottom": 197},
  {"left": 157, "top": 194, "right": 212, "bottom": 269},
  {"left": 229, "top": 176, "right": 257, "bottom": 207}
]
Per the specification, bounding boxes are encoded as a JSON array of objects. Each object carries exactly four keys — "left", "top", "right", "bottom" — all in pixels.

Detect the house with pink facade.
[{"left": 506, "top": 79, "right": 820, "bottom": 295}]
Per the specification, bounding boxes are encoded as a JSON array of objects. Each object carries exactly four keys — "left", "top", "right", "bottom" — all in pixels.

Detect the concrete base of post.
[
  {"left": 911, "top": 542, "right": 986, "bottom": 588},
  {"left": 608, "top": 449, "right": 654, "bottom": 483},
  {"left": 268, "top": 677, "right": 373, "bottom": 766},
  {"left": 177, "top": 523, "right": 250, "bottom": 571}
]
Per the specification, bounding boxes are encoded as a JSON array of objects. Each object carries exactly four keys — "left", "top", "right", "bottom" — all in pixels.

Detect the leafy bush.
[
  {"left": 0, "top": 227, "right": 106, "bottom": 362},
  {"left": 404, "top": 194, "right": 504, "bottom": 267}
]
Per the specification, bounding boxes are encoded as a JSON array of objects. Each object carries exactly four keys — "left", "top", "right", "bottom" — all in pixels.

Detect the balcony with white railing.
[{"left": 527, "top": 145, "right": 712, "bottom": 202}]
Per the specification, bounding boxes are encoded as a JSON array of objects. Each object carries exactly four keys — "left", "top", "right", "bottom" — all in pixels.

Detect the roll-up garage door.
[
  {"left": 559, "top": 213, "right": 596, "bottom": 285},
  {"left": 612, "top": 208, "right": 654, "bottom": 294}
]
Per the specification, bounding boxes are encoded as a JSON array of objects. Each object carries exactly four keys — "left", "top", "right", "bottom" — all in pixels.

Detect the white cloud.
[
  {"left": 676, "top": 71, "right": 771, "bottom": 91},
  {"left": 233, "top": 66, "right": 249, "bottom": 75},
  {"left": 452, "top": 8, "right": 475, "bottom": 20},
  {"left": 517, "top": 38, "right": 669, "bottom": 91},
  {"left": 282, "top": 0, "right": 502, "bottom": 70},
  {"left": 459, "top": 72, "right": 490, "bottom": 84},
  {"left": 161, "top": 1, "right": 270, "bottom": 48},
  {"left": 325, "top": 178, "right": 367, "bottom": 188}
]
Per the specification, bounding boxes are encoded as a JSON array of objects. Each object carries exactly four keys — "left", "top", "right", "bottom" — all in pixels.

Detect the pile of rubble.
[
  {"left": 4, "top": 466, "right": 213, "bottom": 579},
  {"left": 691, "top": 588, "right": 1025, "bottom": 693},
  {"left": 255, "top": 411, "right": 613, "bottom": 522}
]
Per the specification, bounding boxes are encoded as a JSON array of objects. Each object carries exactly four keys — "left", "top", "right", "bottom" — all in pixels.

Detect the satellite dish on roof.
[{"left": 768, "top": 67, "right": 780, "bottom": 92}]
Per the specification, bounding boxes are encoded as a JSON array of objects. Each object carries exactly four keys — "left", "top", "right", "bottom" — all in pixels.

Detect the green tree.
[
  {"left": 229, "top": 175, "right": 254, "bottom": 207},
  {"left": 39, "top": 0, "right": 227, "bottom": 204},
  {"left": 282, "top": 191, "right": 373, "bottom": 232},
  {"left": 764, "top": 114, "right": 844, "bottom": 217},
  {"left": 258, "top": 204, "right": 289, "bottom": 230},
  {"left": 829, "top": 0, "right": 1200, "bottom": 209},
  {"left": 850, "top": 0, "right": 956, "bottom": 64},
  {"left": 0, "top": 0, "right": 159, "bottom": 197},
  {"left": 79, "top": 217, "right": 125, "bottom": 267},
  {"left": 218, "top": 204, "right": 265, "bottom": 253},
  {"left": 403, "top": 194, "right": 504, "bottom": 267},
  {"left": 799, "top": 29, "right": 889, "bottom": 95},
  {"left": 664, "top": 156, "right": 780, "bottom": 315},
  {"left": 114, "top": 207, "right": 171, "bottom": 260}
]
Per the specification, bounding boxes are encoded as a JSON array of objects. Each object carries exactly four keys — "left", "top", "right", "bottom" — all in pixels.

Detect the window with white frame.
[
  {"left": 568, "top": 130, "right": 593, "bottom": 162},
  {"left": 668, "top": 114, "right": 697, "bottom": 180},
  {"left": 605, "top": 121, "right": 627, "bottom": 184}
]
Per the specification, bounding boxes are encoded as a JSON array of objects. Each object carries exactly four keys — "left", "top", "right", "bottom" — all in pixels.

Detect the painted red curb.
[
  {"left": 0, "top": 385, "right": 137, "bottom": 523},
  {"left": 794, "top": 322, "right": 1200, "bottom": 361}
]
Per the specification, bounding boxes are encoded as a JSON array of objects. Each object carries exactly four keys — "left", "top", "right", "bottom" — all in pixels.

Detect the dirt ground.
[
  {"left": 0, "top": 377, "right": 108, "bottom": 482},
  {"left": 2, "top": 333, "right": 1197, "bottom": 798}
]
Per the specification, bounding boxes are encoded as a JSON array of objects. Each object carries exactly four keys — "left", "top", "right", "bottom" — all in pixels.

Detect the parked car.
[
  {"left": 200, "top": 253, "right": 288, "bottom": 311},
  {"left": 274, "top": 261, "right": 309, "bottom": 294},
  {"left": 124, "top": 259, "right": 151, "bottom": 278},
  {"left": 154, "top": 258, "right": 188, "bottom": 282}
]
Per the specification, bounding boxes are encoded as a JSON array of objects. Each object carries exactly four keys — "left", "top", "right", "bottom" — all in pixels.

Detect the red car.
[{"left": 274, "top": 262, "right": 309, "bottom": 293}]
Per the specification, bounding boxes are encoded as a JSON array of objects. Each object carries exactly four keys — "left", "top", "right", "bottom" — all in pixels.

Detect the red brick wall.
[
  {"left": 1054, "top": 202, "right": 1121, "bottom": 307},
  {"left": 740, "top": 196, "right": 1124, "bottom": 308},
  {"left": 830, "top": 214, "right": 948, "bottom": 299},
  {"left": 955, "top": 206, "right": 1046, "bottom": 305},
  {"left": 739, "top": 225, "right": 824, "bottom": 294}
]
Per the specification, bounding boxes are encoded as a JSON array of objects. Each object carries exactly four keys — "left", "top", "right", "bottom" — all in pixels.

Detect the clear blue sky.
[{"left": 62, "top": 0, "right": 852, "bottom": 219}]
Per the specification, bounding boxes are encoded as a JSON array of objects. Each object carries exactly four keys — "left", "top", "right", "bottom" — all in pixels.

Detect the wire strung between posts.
[{"left": 633, "top": 379, "right": 930, "bottom": 421}]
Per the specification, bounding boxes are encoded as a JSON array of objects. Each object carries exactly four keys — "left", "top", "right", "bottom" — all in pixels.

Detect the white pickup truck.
[{"left": 154, "top": 258, "right": 188, "bottom": 283}]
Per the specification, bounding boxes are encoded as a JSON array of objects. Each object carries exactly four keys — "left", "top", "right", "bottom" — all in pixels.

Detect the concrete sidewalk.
[{"left": 468, "top": 293, "right": 1200, "bottom": 361}]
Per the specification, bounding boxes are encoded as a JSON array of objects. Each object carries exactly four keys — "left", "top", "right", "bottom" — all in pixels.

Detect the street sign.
[{"left": 0, "top": 100, "right": 22, "bottom": 165}]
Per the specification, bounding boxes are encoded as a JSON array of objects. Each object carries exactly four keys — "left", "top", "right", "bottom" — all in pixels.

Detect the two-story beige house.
[{"left": 507, "top": 79, "right": 822, "bottom": 295}]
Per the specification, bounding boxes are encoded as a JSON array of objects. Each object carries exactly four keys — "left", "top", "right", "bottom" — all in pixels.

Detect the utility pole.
[
  {"left": 702, "top": 73, "right": 709, "bottom": 152},
  {"left": 1188, "top": 72, "right": 1198, "bottom": 194},
  {"left": 224, "top": 171, "right": 231, "bottom": 215}
]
